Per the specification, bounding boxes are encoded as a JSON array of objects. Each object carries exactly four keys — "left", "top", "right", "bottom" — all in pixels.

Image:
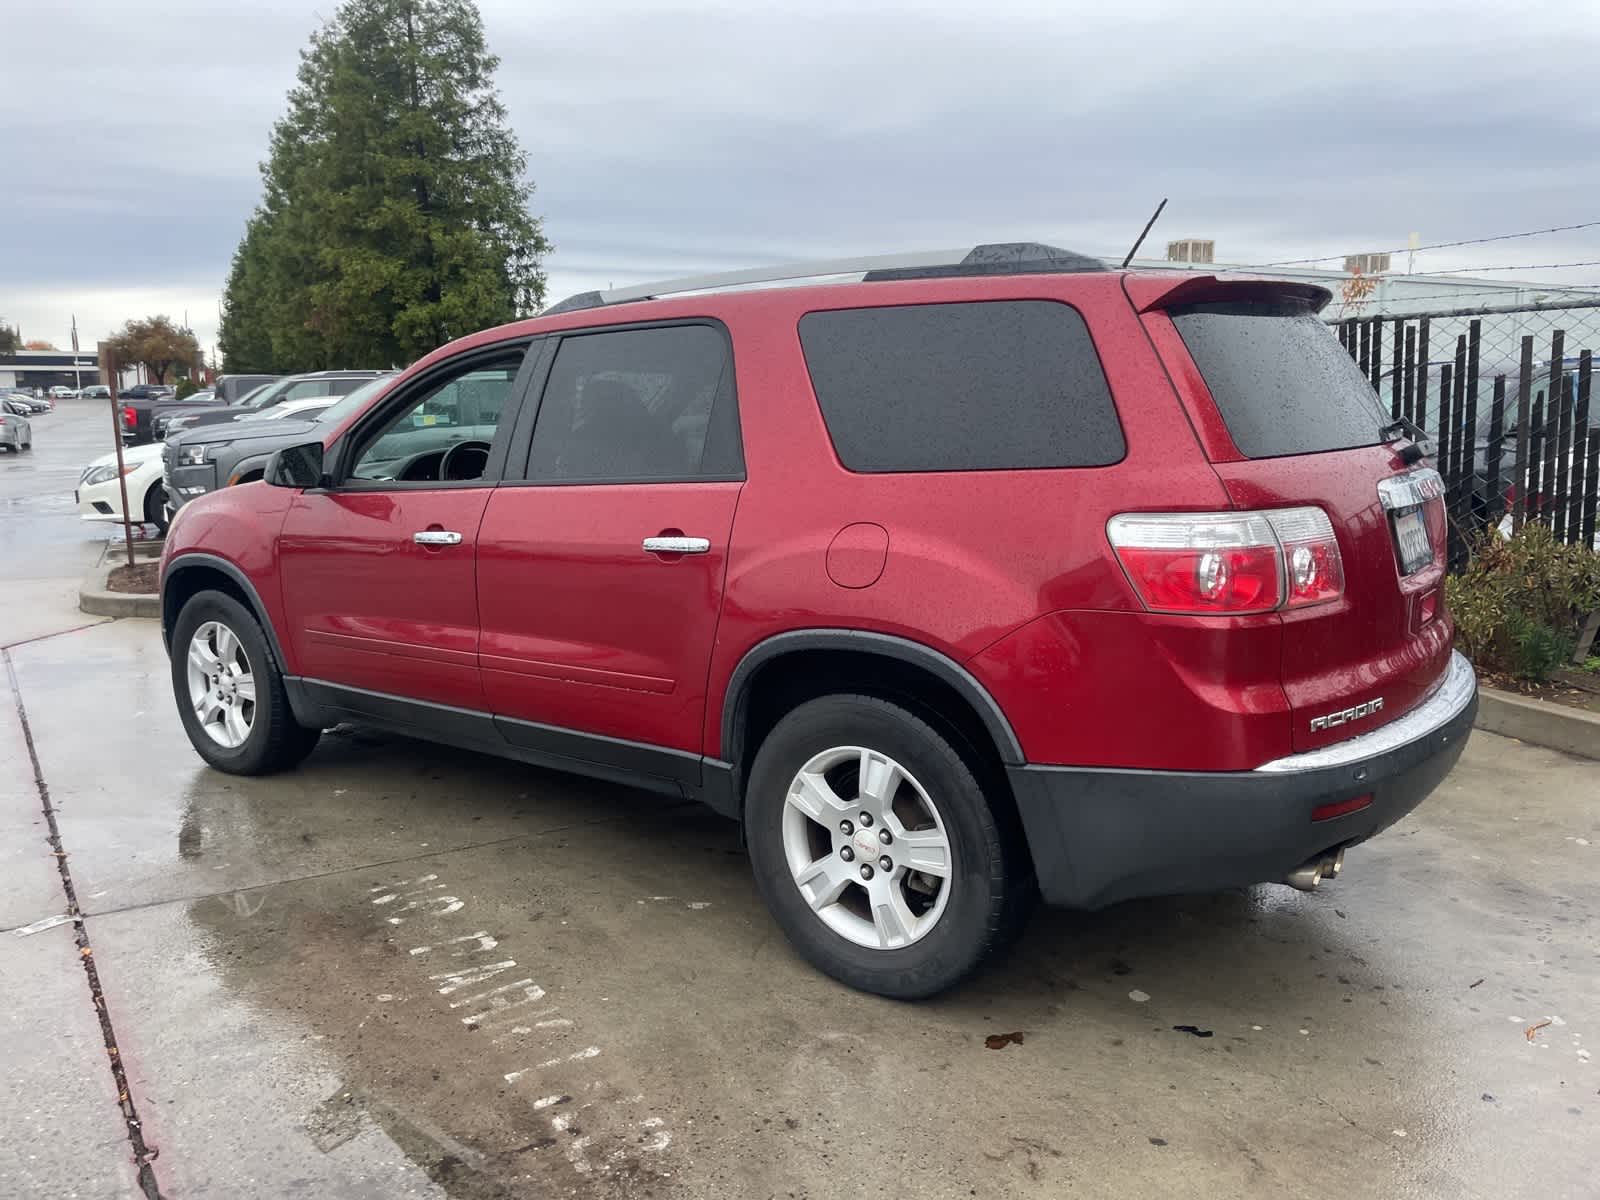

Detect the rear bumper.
[{"left": 1009, "top": 651, "right": 1478, "bottom": 908}]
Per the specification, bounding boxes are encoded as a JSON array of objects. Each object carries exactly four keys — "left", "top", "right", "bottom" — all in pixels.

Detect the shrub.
[
  {"left": 1446, "top": 523, "right": 1600, "bottom": 681},
  {"left": 174, "top": 378, "right": 199, "bottom": 400}
]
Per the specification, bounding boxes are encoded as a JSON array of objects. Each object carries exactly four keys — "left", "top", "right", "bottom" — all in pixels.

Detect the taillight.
[
  {"left": 1107, "top": 507, "right": 1344, "bottom": 616},
  {"left": 122, "top": 405, "right": 137, "bottom": 427}
]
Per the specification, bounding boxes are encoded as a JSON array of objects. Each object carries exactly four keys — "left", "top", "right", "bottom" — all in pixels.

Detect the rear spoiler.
[{"left": 1123, "top": 273, "right": 1333, "bottom": 315}]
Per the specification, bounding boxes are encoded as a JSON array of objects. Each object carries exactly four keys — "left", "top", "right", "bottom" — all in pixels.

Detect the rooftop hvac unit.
[
  {"left": 1344, "top": 253, "right": 1392, "bottom": 276},
  {"left": 1166, "top": 239, "right": 1215, "bottom": 264}
]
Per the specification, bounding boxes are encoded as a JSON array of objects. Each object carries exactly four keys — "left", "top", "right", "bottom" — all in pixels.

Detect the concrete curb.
[
  {"left": 78, "top": 544, "right": 160, "bottom": 619},
  {"left": 1475, "top": 686, "right": 1600, "bottom": 761}
]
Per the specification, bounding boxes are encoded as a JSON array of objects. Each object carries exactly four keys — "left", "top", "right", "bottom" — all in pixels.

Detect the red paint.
[
  {"left": 276, "top": 488, "right": 493, "bottom": 710},
  {"left": 162, "top": 267, "right": 1457, "bottom": 777},
  {"left": 476, "top": 483, "right": 740, "bottom": 751}
]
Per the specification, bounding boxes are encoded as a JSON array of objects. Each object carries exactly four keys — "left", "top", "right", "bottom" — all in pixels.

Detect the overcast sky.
[{"left": 3, "top": 0, "right": 1597, "bottom": 358}]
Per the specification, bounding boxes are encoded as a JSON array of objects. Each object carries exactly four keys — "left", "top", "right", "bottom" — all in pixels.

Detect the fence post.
[
  {"left": 1512, "top": 336, "right": 1534, "bottom": 532},
  {"left": 1416, "top": 318, "right": 1431, "bottom": 439},
  {"left": 1464, "top": 320, "right": 1481, "bottom": 537},
  {"left": 1486, "top": 375, "right": 1506, "bottom": 526},
  {"left": 1390, "top": 318, "right": 1404, "bottom": 420},
  {"left": 1528, "top": 391, "right": 1546, "bottom": 526},
  {"left": 1449, "top": 334, "right": 1468, "bottom": 561},
  {"left": 1583, "top": 428, "right": 1599, "bottom": 551},
  {"left": 1358, "top": 319, "right": 1370, "bottom": 381},
  {"left": 1555, "top": 372, "right": 1574, "bottom": 543},
  {"left": 1403, "top": 325, "right": 1417, "bottom": 425},
  {"left": 1542, "top": 373, "right": 1561, "bottom": 530},
  {"left": 1570, "top": 351, "right": 1591, "bottom": 544}
]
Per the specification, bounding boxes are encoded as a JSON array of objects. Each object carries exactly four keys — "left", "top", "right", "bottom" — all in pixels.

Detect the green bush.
[
  {"left": 174, "top": 378, "right": 199, "bottom": 400},
  {"left": 1447, "top": 523, "right": 1600, "bottom": 681}
]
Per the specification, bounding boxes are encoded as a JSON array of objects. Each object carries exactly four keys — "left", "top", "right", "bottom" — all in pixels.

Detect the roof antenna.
[{"left": 1119, "top": 198, "right": 1168, "bottom": 269}]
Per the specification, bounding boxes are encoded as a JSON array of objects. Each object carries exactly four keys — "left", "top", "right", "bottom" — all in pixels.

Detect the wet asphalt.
[{"left": 2, "top": 402, "right": 1597, "bottom": 1199}]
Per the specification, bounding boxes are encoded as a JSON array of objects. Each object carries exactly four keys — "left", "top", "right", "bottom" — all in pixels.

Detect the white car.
[
  {"left": 49, "top": 385, "right": 77, "bottom": 400},
  {"left": 0, "top": 411, "right": 31, "bottom": 452},
  {"left": 240, "top": 395, "right": 340, "bottom": 422},
  {"left": 75, "top": 442, "right": 167, "bottom": 531}
]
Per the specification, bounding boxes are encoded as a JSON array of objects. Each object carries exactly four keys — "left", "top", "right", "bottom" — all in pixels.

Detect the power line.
[{"left": 1229, "top": 220, "right": 1600, "bottom": 269}]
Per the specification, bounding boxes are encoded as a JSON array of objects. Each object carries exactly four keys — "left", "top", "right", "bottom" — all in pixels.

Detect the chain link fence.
[{"left": 1332, "top": 300, "right": 1600, "bottom": 566}]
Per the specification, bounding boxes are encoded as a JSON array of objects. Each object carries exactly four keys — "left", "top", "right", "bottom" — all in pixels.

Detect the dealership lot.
[{"left": 3, "top": 401, "right": 1597, "bottom": 1199}]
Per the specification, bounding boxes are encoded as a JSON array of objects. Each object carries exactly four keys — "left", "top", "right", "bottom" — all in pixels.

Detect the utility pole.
[{"left": 71, "top": 315, "right": 82, "bottom": 394}]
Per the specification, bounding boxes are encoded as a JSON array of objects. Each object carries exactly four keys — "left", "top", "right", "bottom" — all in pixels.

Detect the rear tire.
[
  {"left": 745, "top": 694, "right": 1025, "bottom": 999},
  {"left": 171, "top": 590, "right": 320, "bottom": 775}
]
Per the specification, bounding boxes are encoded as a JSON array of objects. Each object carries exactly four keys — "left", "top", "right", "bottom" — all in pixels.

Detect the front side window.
[
  {"left": 346, "top": 351, "right": 524, "bottom": 484},
  {"left": 525, "top": 324, "right": 741, "bottom": 482}
]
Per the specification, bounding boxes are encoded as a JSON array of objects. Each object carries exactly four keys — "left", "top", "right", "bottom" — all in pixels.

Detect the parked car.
[
  {"left": 3, "top": 396, "right": 35, "bottom": 417},
  {"left": 81, "top": 384, "right": 112, "bottom": 400},
  {"left": 161, "top": 376, "right": 392, "bottom": 515},
  {"left": 6, "top": 393, "right": 51, "bottom": 414},
  {"left": 151, "top": 370, "right": 381, "bottom": 443},
  {"left": 48, "top": 385, "right": 78, "bottom": 401},
  {"left": 159, "top": 243, "right": 1479, "bottom": 998},
  {"left": 76, "top": 442, "right": 168, "bottom": 531},
  {"left": 238, "top": 396, "right": 342, "bottom": 422},
  {"left": 0, "top": 409, "right": 31, "bottom": 452}
]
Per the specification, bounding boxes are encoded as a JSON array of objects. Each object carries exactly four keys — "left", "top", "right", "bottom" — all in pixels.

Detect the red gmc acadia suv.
[{"left": 159, "top": 243, "right": 1478, "bottom": 998}]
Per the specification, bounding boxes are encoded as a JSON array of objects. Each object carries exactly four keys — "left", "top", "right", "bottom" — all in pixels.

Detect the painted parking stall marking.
[{"left": 370, "top": 870, "right": 675, "bottom": 1180}]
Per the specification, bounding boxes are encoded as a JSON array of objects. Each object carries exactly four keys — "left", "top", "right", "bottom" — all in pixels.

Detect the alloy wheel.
[
  {"left": 781, "top": 745, "right": 953, "bottom": 950},
  {"left": 185, "top": 620, "right": 256, "bottom": 748}
]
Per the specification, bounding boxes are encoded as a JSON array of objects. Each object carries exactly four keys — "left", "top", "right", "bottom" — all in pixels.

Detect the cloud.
[{"left": 3, "top": 0, "right": 1596, "bottom": 356}]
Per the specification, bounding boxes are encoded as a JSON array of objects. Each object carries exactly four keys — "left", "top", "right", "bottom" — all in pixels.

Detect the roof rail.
[{"left": 542, "top": 242, "right": 1107, "bottom": 315}]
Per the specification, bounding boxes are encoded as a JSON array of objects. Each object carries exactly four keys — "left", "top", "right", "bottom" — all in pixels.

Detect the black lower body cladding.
[{"left": 1009, "top": 654, "right": 1479, "bottom": 909}]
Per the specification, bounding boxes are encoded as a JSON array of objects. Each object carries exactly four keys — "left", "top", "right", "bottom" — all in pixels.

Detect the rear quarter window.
[
  {"left": 798, "top": 299, "right": 1124, "bottom": 472},
  {"left": 1170, "top": 300, "right": 1386, "bottom": 458}
]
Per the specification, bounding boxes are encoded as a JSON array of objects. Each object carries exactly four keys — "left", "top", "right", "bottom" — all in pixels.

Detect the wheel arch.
[
  {"left": 719, "top": 631, "right": 1026, "bottom": 819},
  {"left": 160, "top": 553, "right": 289, "bottom": 672}
]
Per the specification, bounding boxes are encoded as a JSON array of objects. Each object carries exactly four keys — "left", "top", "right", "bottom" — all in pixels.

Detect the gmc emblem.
[{"left": 1310, "top": 697, "right": 1384, "bottom": 733}]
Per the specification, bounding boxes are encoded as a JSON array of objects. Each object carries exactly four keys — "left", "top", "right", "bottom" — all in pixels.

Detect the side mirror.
[{"left": 265, "top": 440, "right": 327, "bottom": 489}]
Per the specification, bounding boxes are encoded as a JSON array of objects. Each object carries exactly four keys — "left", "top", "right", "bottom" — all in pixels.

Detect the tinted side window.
[
  {"left": 1170, "top": 301, "right": 1385, "bottom": 458},
  {"left": 798, "top": 300, "right": 1123, "bottom": 472},
  {"left": 526, "top": 324, "right": 741, "bottom": 482}
]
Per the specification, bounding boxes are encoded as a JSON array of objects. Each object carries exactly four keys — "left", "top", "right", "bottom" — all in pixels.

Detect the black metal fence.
[{"left": 1334, "top": 299, "right": 1600, "bottom": 568}]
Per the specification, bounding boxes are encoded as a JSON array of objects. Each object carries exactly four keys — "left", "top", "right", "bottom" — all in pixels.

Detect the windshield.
[
  {"left": 315, "top": 375, "right": 392, "bottom": 425},
  {"left": 232, "top": 382, "right": 273, "bottom": 408}
]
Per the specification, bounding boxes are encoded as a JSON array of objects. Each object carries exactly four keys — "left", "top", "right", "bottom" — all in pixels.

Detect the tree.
[
  {"left": 219, "top": 0, "right": 549, "bottom": 373},
  {"left": 0, "top": 322, "right": 19, "bottom": 355},
  {"left": 108, "top": 316, "right": 201, "bottom": 384},
  {"left": 23, "top": 339, "right": 58, "bottom": 350}
]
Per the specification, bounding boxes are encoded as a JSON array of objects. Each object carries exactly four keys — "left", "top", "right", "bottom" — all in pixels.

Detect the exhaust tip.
[
  {"left": 1284, "top": 847, "right": 1346, "bottom": 892},
  {"left": 1284, "top": 863, "right": 1322, "bottom": 892}
]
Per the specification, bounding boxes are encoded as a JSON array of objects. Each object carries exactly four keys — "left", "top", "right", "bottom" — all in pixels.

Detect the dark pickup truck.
[{"left": 115, "top": 385, "right": 177, "bottom": 442}]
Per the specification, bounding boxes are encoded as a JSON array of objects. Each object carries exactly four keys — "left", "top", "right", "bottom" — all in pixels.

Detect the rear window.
[
  {"left": 798, "top": 300, "right": 1123, "bottom": 472},
  {"left": 1170, "top": 300, "right": 1386, "bottom": 458}
]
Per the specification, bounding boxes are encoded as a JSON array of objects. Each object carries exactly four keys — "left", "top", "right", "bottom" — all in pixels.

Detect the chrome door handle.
[
  {"left": 413, "top": 530, "right": 463, "bottom": 546},
  {"left": 642, "top": 536, "right": 711, "bottom": 555}
]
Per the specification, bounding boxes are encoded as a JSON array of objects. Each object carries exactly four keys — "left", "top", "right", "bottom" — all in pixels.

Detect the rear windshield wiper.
[{"left": 1380, "top": 416, "right": 1432, "bottom": 464}]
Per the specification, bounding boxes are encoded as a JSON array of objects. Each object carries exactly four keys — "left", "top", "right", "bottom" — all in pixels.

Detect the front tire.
[
  {"left": 171, "top": 590, "right": 320, "bottom": 774},
  {"left": 745, "top": 695, "right": 1024, "bottom": 999},
  {"left": 144, "top": 483, "right": 169, "bottom": 534}
]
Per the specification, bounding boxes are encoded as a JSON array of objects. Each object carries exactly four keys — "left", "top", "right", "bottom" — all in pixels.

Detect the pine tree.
[{"left": 220, "top": 0, "right": 549, "bottom": 372}]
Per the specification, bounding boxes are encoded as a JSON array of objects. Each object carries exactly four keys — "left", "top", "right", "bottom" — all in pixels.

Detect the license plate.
[{"left": 1393, "top": 506, "right": 1431, "bottom": 575}]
